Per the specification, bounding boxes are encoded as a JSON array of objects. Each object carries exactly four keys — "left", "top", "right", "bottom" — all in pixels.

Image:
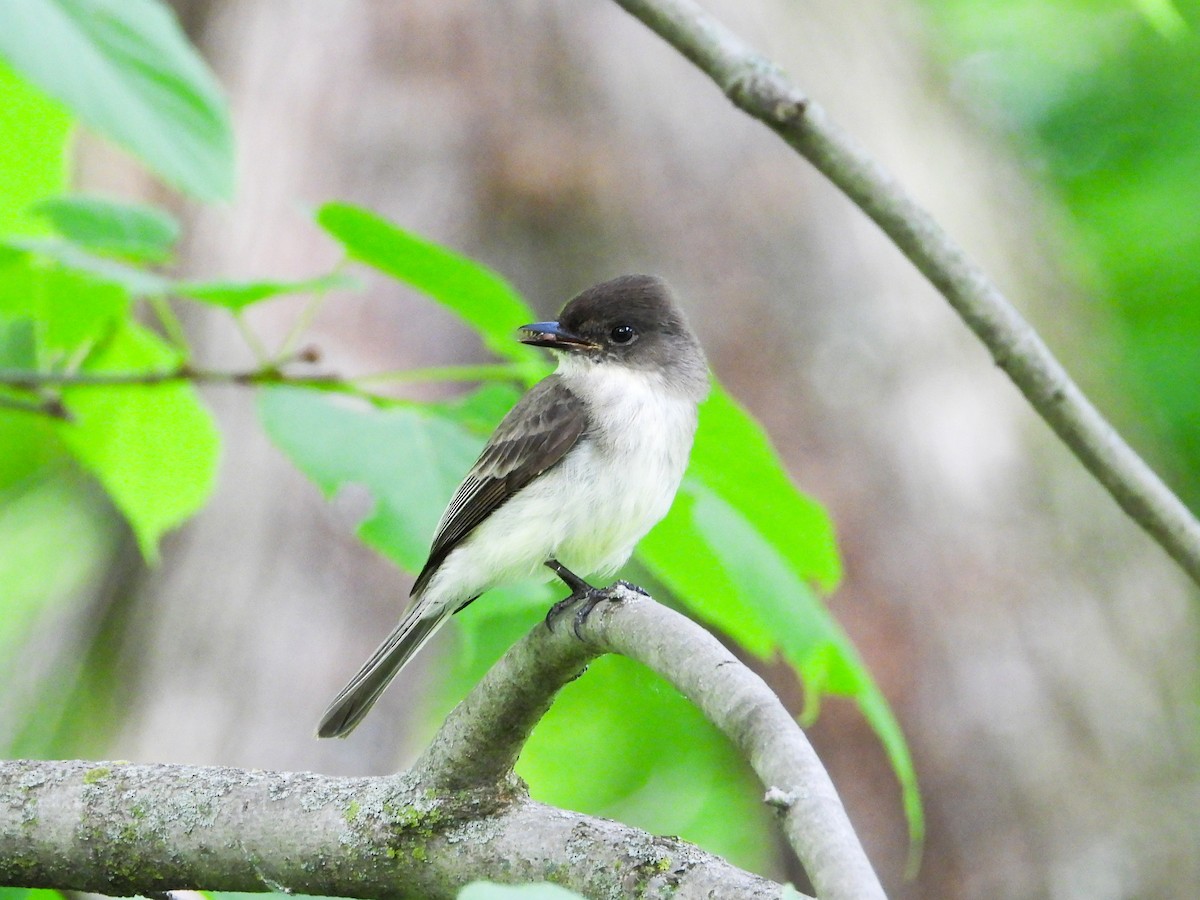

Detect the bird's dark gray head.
[{"left": 519, "top": 274, "right": 708, "bottom": 397}]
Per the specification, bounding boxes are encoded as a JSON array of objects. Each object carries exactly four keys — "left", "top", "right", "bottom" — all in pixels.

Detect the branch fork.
[{"left": 1, "top": 588, "right": 883, "bottom": 899}]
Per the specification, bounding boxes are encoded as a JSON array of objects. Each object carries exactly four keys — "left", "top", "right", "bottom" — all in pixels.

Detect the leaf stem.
[
  {"left": 145, "top": 295, "right": 192, "bottom": 354},
  {"left": 275, "top": 263, "right": 345, "bottom": 360},
  {"left": 233, "top": 314, "right": 272, "bottom": 365}
]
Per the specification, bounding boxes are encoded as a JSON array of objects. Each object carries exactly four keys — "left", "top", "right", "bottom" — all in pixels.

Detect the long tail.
[{"left": 316, "top": 602, "right": 449, "bottom": 738}]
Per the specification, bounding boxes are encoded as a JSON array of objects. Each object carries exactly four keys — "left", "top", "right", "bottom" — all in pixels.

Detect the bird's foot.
[
  {"left": 544, "top": 559, "right": 598, "bottom": 633},
  {"left": 545, "top": 559, "right": 592, "bottom": 594},
  {"left": 544, "top": 585, "right": 610, "bottom": 638},
  {"left": 543, "top": 562, "right": 648, "bottom": 638}
]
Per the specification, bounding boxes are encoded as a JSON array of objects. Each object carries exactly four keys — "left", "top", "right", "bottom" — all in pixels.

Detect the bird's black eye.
[{"left": 610, "top": 324, "right": 637, "bottom": 344}]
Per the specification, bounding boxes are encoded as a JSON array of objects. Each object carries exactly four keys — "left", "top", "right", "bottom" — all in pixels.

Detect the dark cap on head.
[{"left": 520, "top": 274, "right": 708, "bottom": 399}]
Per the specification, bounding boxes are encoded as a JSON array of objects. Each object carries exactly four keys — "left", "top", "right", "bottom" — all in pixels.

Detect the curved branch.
[
  {"left": 0, "top": 760, "right": 790, "bottom": 899},
  {"left": 2, "top": 589, "right": 868, "bottom": 898},
  {"left": 611, "top": 0, "right": 1200, "bottom": 588},
  {"left": 415, "top": 586, "right": 884, "bottom": 900}
]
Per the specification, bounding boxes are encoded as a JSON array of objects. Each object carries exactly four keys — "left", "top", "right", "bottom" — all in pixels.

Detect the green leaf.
[
  {"left": 0, "top": 470, "right": 120, "bottom": 759},
  {"left": 316, "top": 203, "right": 546, "bottom": 377},
  {"left": 459, "top": 883, "right": 586, "bottom": 900},
  {"left": 1129, "top": 0, "right": 1188, "bottom": 39},
  {"left": 0, "top": 60, "right": 72, "bottom": 237},
  {"left": 5, "top": 239, "right": 357, "bottom": 311},
  {"left": 0, "top": 0, "right": 234, "bottom": 201},
  {"left": 637, "top": 386, "right": 842, "bottom": 658},
  {"left": 0, "top": 319, "right": 37, "bottom": 369},
  {"left": 0, "top": 260, "right": 127, "bottom": 490},
  {"left": 2, "top": 237, "right": 171, "bottom": 297},
  {"left": 0, "top": 887, "right": 69, "bottom": 900},
  {"left": 0, "top": 256, "right": 131, "bottom": 360},
  {"left": 56, "top": 319, "right": 220, "bottom": 560},
  {"left": 636, "top": 387, "right": 922, "bottom": 861},
  {"left": 176, "top": 271, "right": 358, "bottom": 312},
  {"left": 258, "top": 385, "right": 503, "bottom": 571},
  {"left": 692, "top": 386, "right": 841, "bottom": 590},
  {"left": 32, "top": 194, "right": 180, "bottom": 262}
]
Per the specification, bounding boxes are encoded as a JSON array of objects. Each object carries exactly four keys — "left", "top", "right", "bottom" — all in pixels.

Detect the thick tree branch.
[
  {"left": 0, "top": 592, "right": 878, "bottom": 900},
  {"left": 612, "top": 0, "right": 1200, "bottom": 588},
  {"left": 0, "top": 589, "right": 873, "bottom": 898},
  {"left": 0, "top": 760, "right": 788, "bottom": 899}
]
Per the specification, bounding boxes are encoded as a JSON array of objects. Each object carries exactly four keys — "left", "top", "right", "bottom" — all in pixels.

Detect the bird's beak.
[{"left": 518, "top": 321, "right": 597, "bottom": 351}]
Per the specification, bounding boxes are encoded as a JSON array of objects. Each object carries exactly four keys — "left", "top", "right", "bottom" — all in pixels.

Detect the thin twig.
[
  {"left": 276, "top": 261, "right": 348, "bottom": 360},
  {"left": 611, "top": 0, "right": 1200, "bottom": 587},
  {"left": 0, "top": 393, "right": 72, "bottom": 420},
  {"left": 0, "top": 365, "right": 339, "bottom": 389},
  {"left": 0, "top": 362, "right": 525, "bottom": 391},
  {"left": 0, "top": 361, "right": 528, "bottom": 421}
]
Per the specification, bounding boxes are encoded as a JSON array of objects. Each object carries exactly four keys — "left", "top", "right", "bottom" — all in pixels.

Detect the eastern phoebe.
[{"left": 318, "top": 274, "right": 709, "bottom": 738}]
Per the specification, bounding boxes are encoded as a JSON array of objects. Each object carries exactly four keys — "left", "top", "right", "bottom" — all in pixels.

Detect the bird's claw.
[
  {"left": 543, "top": 568, "right": 649, "bottom": 636},
  {"left": 544, "top": 593, "right": 579, "bottom": 630},
  {"left": 545, "top": 585, "right": 615, "bottom": 638},
  {"left": 571, "top": 588, "right": 607, "bottom": 639}
]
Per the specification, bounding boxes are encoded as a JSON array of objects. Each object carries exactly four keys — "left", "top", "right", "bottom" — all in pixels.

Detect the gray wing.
[{"left": 410, "top": 376, "right": 588, "bottom": 597}]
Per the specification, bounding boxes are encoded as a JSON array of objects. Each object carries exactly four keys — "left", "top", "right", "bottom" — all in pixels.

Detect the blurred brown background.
[{"left": 57, "top": 1, "right": 1200, "bottom": 896}]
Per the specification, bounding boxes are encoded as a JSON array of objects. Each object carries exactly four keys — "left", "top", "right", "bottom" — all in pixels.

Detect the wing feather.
[{"left": 410, "top": 376, "right": 588, "bottom": 596}]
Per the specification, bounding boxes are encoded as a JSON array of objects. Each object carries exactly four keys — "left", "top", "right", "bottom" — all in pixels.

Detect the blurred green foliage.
[
  {"left": 0, "top": 888, "right": 65, "bottom": 900},
  {"left": 29, "top": 195, "right": 181, "bottom": 263},
  {"left": 0, "top": 62, "right": 70, "bottom": 237},
  {"left": 0, "top": 0, "right": 234, "bottom": 200},
  {"left": 922, "top": 0, "right": 1200, "bottom": 506}
]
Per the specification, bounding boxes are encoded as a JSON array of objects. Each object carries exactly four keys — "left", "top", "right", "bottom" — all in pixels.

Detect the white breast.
[
  {"left": 551, "top": 362, "right": 699, "bottom": 574},
  {"left": 422, "top": 360, "right": 701, "bottom": 609}
]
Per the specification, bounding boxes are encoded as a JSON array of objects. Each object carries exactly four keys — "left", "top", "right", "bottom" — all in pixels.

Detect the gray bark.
[
  {"left": 2, "top": 590, "right": 859, "bottom": 898},
  {"left": 0, "top": 761, "right": 783, "bottom": 899}
]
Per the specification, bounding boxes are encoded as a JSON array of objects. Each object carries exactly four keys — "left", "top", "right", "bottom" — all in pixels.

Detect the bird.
[{"left": 317, "top": 273, "right": 709, "bottom": 738}]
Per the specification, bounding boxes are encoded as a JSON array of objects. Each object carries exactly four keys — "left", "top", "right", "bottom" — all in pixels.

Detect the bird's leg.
[
  {"left": 544, "top": 559, "right": 607, "bottom": 637},
  {"left": 545, "top": 559, "right": 593, "bottom": 596}
]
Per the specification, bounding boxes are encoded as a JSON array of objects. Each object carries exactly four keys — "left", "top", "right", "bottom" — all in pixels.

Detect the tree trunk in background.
[{"left": 76, "top": 1, "right": 1198, "bottom": 896}]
